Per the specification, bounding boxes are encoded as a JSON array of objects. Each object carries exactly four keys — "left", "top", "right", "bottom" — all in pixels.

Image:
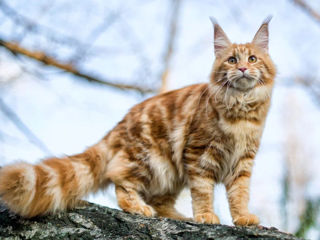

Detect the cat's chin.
[
  {"left": 231, "top": 77, "right": 257, "bottom": 92},
  {"left": 231, "top": 85, "right": 255, "bottom": 92}
]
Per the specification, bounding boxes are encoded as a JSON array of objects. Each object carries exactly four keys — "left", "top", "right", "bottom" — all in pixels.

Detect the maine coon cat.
[{"left": 0, "top": 17, "right": 276, "bottom": 226}]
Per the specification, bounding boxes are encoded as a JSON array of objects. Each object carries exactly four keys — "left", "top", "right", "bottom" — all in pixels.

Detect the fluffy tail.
[{"left": 0, "top": 143, "right": 109, "bottom": 218}]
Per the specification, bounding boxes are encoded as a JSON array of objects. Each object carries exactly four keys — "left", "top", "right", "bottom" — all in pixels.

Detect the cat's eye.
[
  {"left": 248, "top": 55, "right": 257, "bottom": 63},
  {"left": 228, "top": 57, "right": 237, "bottom": 64}
]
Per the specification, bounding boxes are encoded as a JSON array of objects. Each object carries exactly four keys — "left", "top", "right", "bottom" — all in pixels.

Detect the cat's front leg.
[
  {"left": 225, "top": 157, "right": 259, "bottom": 226},
  {"left": 189, "top": 176, "right": 220, "bottom": 224}
]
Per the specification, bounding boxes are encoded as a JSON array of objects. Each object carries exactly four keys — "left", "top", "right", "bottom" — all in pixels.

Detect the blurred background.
[{"left": 0, "top": 0, "right": 319, "bottom": 238}]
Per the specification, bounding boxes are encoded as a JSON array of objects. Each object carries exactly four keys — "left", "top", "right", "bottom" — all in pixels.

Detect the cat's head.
[{"left": 210, "top": 17, "right": 276, "bottom": 93}]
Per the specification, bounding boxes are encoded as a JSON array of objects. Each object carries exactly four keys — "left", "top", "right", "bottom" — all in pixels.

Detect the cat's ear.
[
  {"left": 210, "top": 17, "right": 231, "bottom": 57},
  {"left": 252, "top": 16, "right": 272, "bottom": 52}
]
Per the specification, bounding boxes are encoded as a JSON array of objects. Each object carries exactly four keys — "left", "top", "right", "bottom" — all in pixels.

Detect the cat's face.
[{"left": 210, "top": 18, "right": 276, "bottom": 92}]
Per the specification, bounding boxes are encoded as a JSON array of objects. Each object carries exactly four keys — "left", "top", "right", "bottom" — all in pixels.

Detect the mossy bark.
[{"left": 0, "top": 202, "right": 303, "bottom": 240}]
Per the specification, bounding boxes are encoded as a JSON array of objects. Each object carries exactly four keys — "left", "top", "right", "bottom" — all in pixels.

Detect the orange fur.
[{"left": 0, "top": 18, "right": 276, "bottom": 226}]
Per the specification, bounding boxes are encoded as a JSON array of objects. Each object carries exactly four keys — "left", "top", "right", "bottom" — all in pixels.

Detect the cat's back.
[
  {"left": 123, "top": 83, "right": 209, "bottom": 131},
  {"left": 104, "top": 83, "right": 209, "bottom": 161}
]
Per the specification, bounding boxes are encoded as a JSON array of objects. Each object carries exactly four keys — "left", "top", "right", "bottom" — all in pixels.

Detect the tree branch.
[
  {"left": 0, "top": 202, "right": 302, "bottom": 239},
  {"left": 0, "top": 1, "right": 102, "bottom": 50},
  {"left": 295, "top": 76, "right": 320, "bottom": 105},
  {"left": 0, "top": 97, "right": 52, "bottom": 155},
  {"left": 159, "top": 0, "right": 182, "bottom": 93},
  {"left": 292, "top": 0, "right": 320, "bottom": 24},
  {"left": 0, "top": 38, "right": 155, "bottom": 93}
]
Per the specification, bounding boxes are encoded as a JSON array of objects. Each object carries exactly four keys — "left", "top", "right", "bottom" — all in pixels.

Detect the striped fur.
[{"left": 0, "top": 19, "right": 276, "bottom": 226}]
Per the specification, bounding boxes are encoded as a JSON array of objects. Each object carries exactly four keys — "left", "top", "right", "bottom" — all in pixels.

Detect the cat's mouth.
[{"left": 230, "top": 76, "right": 257, "bottom": 92}]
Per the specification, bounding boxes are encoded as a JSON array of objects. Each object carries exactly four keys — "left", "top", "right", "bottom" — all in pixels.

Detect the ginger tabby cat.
[{"left": 0, "top": 17, "right": 276, "bottom": 226}]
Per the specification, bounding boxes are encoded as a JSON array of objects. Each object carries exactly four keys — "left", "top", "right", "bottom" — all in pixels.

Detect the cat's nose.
[{"left": 238, "top": 67, "right": 247, "bottom": 73}]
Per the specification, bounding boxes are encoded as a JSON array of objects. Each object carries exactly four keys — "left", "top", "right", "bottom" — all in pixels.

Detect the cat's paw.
[
  {"left": 194, "top": 212, "right": 220, "bottom": 224},
  {"left": 75, "top": 200, "right": 89, "bottom": 207},
  {"left": 233, "top": 213, "right": 259, "bottom": 226},
  {"left": 140, "top": 205, "right": 156, "bottom": 217},
  {"left": 122, "top": 204, "right": 156, "bottom": 217}
]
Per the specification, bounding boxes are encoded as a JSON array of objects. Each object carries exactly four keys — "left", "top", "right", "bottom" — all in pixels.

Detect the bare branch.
[
  {"left": 0, "top": 38, "right": 155, "bottom": 93},
  {"left": 159, "top": 0, "right": 182, "bottom": 93},
  {"left": 0, "top": 97, "right": 52, "bottom": 155},
  {"left": 70, "top": 12, "right": 120, "bottom": 64},
  {"left": 0, "top": 1, "right": 110, "bottom": 52},
  {"left": 295, "top": 76, "right": 320, "bottom": 105},
  {"left": 292, "top": 0, "right": 320, "bottom": 24}
]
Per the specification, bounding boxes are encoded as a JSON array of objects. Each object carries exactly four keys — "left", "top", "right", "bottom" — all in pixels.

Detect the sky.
[{"left": 0, "top": 0, "right": 320, "bottom": 238}]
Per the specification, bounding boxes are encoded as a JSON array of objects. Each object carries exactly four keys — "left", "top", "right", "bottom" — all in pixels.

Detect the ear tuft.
[
  {"left": 209, "top": 17, "right": 231, "bottom": 57},
  {"left": 263, "top": 15, "right": 273, "bottom": 25},
  {"left": 252, "top": 16, "right": 272, "bottom": 52},
  {"left": 209, "top": 16, "right": 217, "bottom": 26}
]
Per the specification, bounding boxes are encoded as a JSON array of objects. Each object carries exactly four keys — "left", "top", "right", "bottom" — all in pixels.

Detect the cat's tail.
[{"left": 0, "top": 142, "right": 110, "bottom": 218}]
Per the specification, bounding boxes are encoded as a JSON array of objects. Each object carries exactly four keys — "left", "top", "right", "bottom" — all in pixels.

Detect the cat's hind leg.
[
  {"left": 148, "top": 194, "right": 190, "bottom": 221},
  {"left": 106, "top": 151, "right": 156, "bottom": 217},
  {"left": 115, "top": 184, "right": 156, "bottom": 217}
]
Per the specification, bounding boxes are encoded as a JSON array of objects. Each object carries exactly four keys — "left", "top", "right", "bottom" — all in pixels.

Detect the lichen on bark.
[{"left": 0, "top": 202, "right": 303, "bottom": 240}]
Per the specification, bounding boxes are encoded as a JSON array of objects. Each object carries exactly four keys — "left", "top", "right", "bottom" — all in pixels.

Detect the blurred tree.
[
  {"left": 291, "top": 0, "right": 320, "bottom": 105},
  {"left": 0, "top": 0, "right": 182, "bottom": 156}
]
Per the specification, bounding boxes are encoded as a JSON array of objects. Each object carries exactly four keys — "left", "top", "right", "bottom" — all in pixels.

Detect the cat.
[{"left": 0, "top": 17, "right": 276, "bottom": 226}]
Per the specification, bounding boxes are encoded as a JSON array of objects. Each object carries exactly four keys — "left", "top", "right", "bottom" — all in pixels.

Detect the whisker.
[
  {"left": 224, "top": 81, "right": 232, "bottom": 108},
  {"left": 205, "top": 80, "right": 227, "bottom": 117},
  {"left": 195, "top": 85, "right": 209, "bottom": 110},
  {"left": 214, "top": 73, "right": 228, "bottom": 83},
  {"left": 211, "top": 70, "right": 228, "bottom": 74},
  {"left": 213, "top": 78, "right": 228, "bottom": 103},
  {"left": 205, "top": 87, "right": 215, "bottom": 117}
]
